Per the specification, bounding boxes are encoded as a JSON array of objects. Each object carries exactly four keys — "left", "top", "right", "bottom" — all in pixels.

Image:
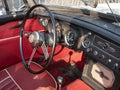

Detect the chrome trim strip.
[
  {"left": 5, "top": 69, "right": 22, "bottom": 90},
  {"left": 0, "top": 35, "right": 19, "bottom": 42}
]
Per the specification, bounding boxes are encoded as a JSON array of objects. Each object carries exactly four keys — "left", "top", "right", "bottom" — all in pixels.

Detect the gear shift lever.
[{"left": 57, "top": 76, "right": 64, "bottom": 90}]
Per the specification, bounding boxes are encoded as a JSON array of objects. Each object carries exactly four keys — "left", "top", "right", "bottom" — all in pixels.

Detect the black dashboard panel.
[
  {"left": 80, "top": 32, "right": 120, "bottom": 73},
  {"left": 44, "top": 11, "right": 120, "bottom": 79},
  {"left": 93, "top": 35, "right": 120, "bottom": 60},
  {"left": 58, "top": 20, "right": 120, "bottom": 74},
  {"left": 55, "top": 12, "right": 120, "bottom": 90},
  {"left": 59, "top": 20, "right": 120, "bottom": 75},
  {"left": 53, "top": 12, "right": 120, "bottom": 46},
  {"left": 92, "top": 36, "right": 120, "bottom": 72}
]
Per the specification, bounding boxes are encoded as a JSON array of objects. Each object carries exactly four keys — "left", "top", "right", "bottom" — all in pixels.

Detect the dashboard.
[
  {"left": 63, "top": 23, "right": 120, "bottom": 74},
  {"left": 82, "top": 32, "right": 120, "bottom": 73},
  {"left": 38, "top": 16, "right": 120, "bottom": 75},
  {"left": 0, "top": 1, "right": 120, "bottom": 89},
  {"left": 53, "top": 20, "right": 120, "bottom": 90}
]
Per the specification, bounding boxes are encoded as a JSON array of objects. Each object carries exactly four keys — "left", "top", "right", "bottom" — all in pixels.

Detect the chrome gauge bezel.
[
  {"left": 46, "top": 20, "right": 62, "bottom": 42},
  {"left": 64, "top": 30, "right": 77, "bottom": 47},
  {"left": 82, "top": 38, "right": 91, "bottom": 48}
]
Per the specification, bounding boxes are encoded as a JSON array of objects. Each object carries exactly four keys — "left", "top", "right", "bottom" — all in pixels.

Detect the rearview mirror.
[{"left": 82, "top": 0, "right": 98, "bottom": 8}]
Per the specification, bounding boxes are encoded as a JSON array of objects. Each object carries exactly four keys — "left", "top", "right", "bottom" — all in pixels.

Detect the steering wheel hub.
[{"left": 28, "top": 32, "right": 45, "bottom": 47}]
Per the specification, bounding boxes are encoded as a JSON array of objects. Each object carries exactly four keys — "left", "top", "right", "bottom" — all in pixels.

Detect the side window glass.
[
  {"left": 0, "top": 1, "right": 6, "bottom": 15},
  {"left": 6, "top": 0, "right": 25, "bottom": 12}
]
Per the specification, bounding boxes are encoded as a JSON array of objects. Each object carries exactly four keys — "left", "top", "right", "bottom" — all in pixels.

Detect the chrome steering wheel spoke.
[
  {"left": 41, "top": 42, "right": 49, "bottom": 60},
  {"left": 28, "top": 47, "right": 37, "bottom": 65}
]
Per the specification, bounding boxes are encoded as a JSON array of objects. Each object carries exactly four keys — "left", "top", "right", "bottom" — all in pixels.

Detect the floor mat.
[
  {"left": 47, "top": 60, "right": 71, "bottom": 86},
  {"left": 47, "top": 46, "right": 86, "bottom": 87},
  {"left": 60, "top": 62, "right": 82, "bottom": 81},
  {"left": 47, "top": 60, "right": 82, "bottom": 87}
]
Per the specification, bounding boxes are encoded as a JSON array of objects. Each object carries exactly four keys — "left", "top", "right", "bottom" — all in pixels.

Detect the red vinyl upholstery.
[{"left": 0, "top": 62, "right": 57, "bottom": 90}]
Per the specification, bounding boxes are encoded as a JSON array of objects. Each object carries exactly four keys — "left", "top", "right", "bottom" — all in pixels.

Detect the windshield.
[
  {"left": 34, "top": 0, "right": 120, "bottom": 16},
  {"left": 6, "top": 0, "right": 25, "bottom": 11}
]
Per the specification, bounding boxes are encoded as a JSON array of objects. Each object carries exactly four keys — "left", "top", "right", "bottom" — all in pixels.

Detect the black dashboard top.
[{"left": 52, "top": 12, "right": 120, "bottom": 45}]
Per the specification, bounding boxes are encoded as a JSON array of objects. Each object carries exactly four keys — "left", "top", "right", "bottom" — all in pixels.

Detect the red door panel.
[{"left": 0, "top": 19, "right": 44, "bottom": 70}]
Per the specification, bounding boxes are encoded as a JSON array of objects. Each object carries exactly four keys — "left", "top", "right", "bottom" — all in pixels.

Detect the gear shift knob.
[
  {"left": 57, "top": 76, "right": 64, "bottom": 84},
  {"left": 57, "top": 76, "right": 64, "bottom": 90}
]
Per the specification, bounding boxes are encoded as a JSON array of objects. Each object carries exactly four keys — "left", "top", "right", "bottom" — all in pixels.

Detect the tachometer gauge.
[
  {"left": 47, "top": 21, "right": 62, "bottom": 42},
  {"left": 64, "top": 30, "right": 77, "bottom": 47},
  {"left": 56, "top": 22, "right": 62, "bottom": 42},
  {"left": 82, "top": 38, "right": 91, "bottom": 48}
]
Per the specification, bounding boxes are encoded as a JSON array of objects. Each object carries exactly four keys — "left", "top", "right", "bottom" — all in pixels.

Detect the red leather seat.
[{"left": 0, "top": 62, "right": 57, "bottom": 90}]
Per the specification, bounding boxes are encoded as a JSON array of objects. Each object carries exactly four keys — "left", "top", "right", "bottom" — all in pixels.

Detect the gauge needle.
[{"left": 95, "top": 70, "right": 109, "bottom": 80}]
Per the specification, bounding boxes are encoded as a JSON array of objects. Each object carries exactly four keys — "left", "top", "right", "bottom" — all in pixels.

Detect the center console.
[{"left": 81, "top": 34, "right": 120, "bottom": 90}]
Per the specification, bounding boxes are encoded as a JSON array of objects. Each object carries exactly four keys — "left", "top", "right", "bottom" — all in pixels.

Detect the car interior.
[{"left": 0, "top": 0, "right": 120, "bottom": 90}]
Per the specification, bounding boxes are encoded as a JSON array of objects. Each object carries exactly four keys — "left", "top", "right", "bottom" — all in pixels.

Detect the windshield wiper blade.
[{"left": 101, "top": 12, "right": 120, "bottom": 22}]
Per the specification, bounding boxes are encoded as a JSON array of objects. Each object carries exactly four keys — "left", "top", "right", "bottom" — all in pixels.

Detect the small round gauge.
[
  {"left": 55, "top": 22, "right": 62, "bottom": 42},
  {"left": 47, "top": 21, "right": 62, "bottom": 42},
  {"left": 82, "top": 38, "right": 91, "bottom": 48},
  {"left": 38, "top": 17, "right": 49, "bottom": 27},
  {"left": 64, "top": 30, "right": 77, "bottom": 47}
]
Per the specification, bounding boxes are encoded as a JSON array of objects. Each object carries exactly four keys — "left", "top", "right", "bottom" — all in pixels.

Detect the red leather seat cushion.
[{"left": 0, "top": 62, "right": 57, "bottom": 90}]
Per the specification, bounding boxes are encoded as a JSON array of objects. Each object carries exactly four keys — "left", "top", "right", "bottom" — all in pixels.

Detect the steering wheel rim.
[{"left": 20, "top": 4, "right": 57, "bottom": 74}]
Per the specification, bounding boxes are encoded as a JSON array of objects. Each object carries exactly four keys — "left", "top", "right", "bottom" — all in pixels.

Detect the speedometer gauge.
[{"left": 64, "top": 30, "right": 77, "bottom": 47}]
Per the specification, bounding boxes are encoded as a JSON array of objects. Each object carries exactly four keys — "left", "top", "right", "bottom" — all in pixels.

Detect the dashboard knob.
[
  {"left": 82, "top": 38, "right": 91, "bottom": 48},
  {"left": 86, "top": 48, "right": 92, "bottom": 53},
  {"left": 93, "top": 50, "right": 98, "bottom": 56},
  {"left": 102, "top": 55, "right": 105, "bottom": 59},
  {"left": 99, "top": 55, "right": 105, "bottom": 59},
  {"left": 114, "top": 63, "right": 119, "bottom": 69},
  {"left": 108, "top": 59, "right": 112, "bottom": 63}
]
